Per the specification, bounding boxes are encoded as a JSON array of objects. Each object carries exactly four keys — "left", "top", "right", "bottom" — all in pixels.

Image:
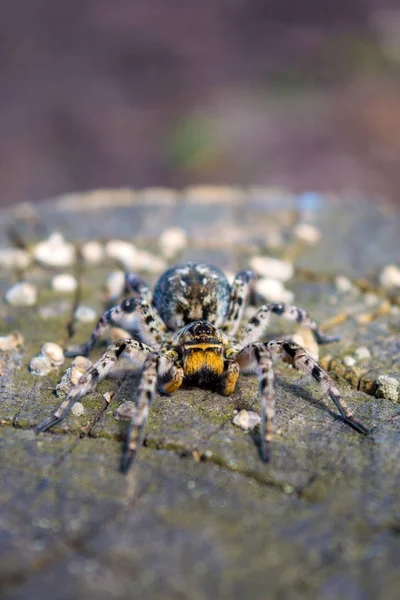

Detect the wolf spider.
[{"left": 35, "top": 262, "right": 369, "bottom": 472}]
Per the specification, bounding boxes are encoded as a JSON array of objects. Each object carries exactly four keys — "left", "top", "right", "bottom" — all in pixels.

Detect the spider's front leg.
[
  {"left": 239, "top": 302, "right": 340, "bottom": 346},
  {"left": 35, "top": 339, "right": 154, "bottom": 434},
  {"left": 65, "top": 297, "right": 166, "bottom": 357},
  {"left": 234, "top": 345, "right": 276, "bottom": 462},
  {"left": 122, "top": 351, "right": 183, "bottom": 472}
]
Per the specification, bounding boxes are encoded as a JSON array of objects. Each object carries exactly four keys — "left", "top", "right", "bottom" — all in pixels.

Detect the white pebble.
[
  {"left": 81, "top": 241, "right": 104, "bottom": 264},
  {"left": 105, "top": 271, "right": 125, "bottom": 300},
  {"left": 249, "top": 256, "right": 294, "bottom": 282},
  {"left": 159, "top": 227, "right": 188, "bottom": 258},
  {"left": 292, "top": 328, "right": 319, "bottom": 361},
  {"left": 255, "top": 278, "right": 294, "bottom": 303},
  {"left": 355, "top": 346, "right": 371, "bottom": 360},
  {"left": 56, "top": 356, "right": 92, "bottom": 396},
  {"left": 74, "top": 306, "right": 97, "bottom": 323},
  {"left": 0, "top": 248, "right": 31, "bottom": 270},
  {"left": 293, "top": 223, "right": 321, "bottom": 245},
  {"left": 70, "top": 359, "right": 91, "bottom": 384},
  {"left": 375, "top": 375, "right": 399, "bottom": 402},
  {"left": 364, "top": 292, "right": 379, "bottom": 307},
  {"left": 5, "top": 282, "right": 37, "bottom": 306},
  {"left": 114, "top": 401, "right": 137, "bottom": 421},
  {"left": 265, "top": 230, "right": 284, "bottom": 249},
  {"left": 41, "top": 342, "right": 64, "bottom": 366},
  {"left": 108, "top": 327, "right": 133, "bottom": 343},
  {"left": 105, "top": 240, "right": 137, "bottom": 269},
  {"left": 335, "top": 276, "right": 353, "bottom": 293},
  {"left": 51, "top": 273, "right": 77, "bottom": 293},
  {"left": 133, "top": 250, "right": 167, "bottom": 274},
  {"left": 34, "top": 232, "right": 76, "bottom": 267},
  {"left": 71, "top": 402, "right": 85, "bottom": 416},
  {"left": 379, "top": 265, "right": 400, "bottom": 289},
  {"left": 233, "top": 410, "right": 261, "bottom": 430},
  {"left": 30, "top": 355, "right": 53, "bottom": 376},
  {"left": 0, "top": 331, "right": 24, "bottom": 351},
  {"left": 343, "top": 355, "right": 356, "bottom": 367}
]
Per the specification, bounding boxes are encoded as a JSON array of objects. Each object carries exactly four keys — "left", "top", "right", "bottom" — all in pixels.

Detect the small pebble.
[
  {"left": 0, "top": 248, "right": 31, "bottom": 270},
  {"left": 292, "top": 328, "right": 319, "bottom": 361},
  {"left": 255, "top": 278, "right": 294, "bottom": 303},
  {"left": 0, "top": 331, "right": 24, "bottom": 351},
  {"left": 51, "top": 273, "right": 78, "bottom": 293},
  {"left": 364, "top": 292, "right": 379, "bottom": 307},
  {"left": 355, "top": 346, "right": 371, "bottom": 360},
  {"left": 39, "top": 301, "right": 70, "bottom": 320},
  {"left": 103, "top": 391, "right": 114, "bottom": 404},
  {"left": 249, "top": 256, "right": 294, "bottom": 282},
  {"left": 293, "top": 223, "right": 321, "bottom": 245},
  {"left": 343, "top": 355, "right": 356, "bottom": 367},
  {"left": 159, "top": 227, "right": 188, "bottom": 258},
  {"left": 233, "top": 410, "right": 261, "bottom": 430},
  {"left": 105, "top": 240, "right": 137, "bottom": 269},
  {"left": 375, "top": 375, "right": 399, "bottom": 402},
  {"left": 81, "top": 241, "right": 104, "bottom": 265},
  {"left": 5, "top": 282, "right": 37, "bottom": 306},
  {"left": 30, "top": 355, "right": 53, "bottom": 376},
  {"left": 108, "top": 327, "right": 133, "bottom": 342},
  {"left": 70, "top": 402, "right": 85, "bottom": 416},
  {"left": 134, "top": 250, "right": 167, "bottom": 274},
  {"left": 114, "top": 401, "right": 137, "bottom": 421},
  {"left": 74, "top": 306, "right": 97, "bottom": 323},
  {"left": 70, "top": 355, "right": 92, "bottom": 382},
  {"left": 56, "top": 356, "right": 92, "bottom": 396},
  {"left": 34, "top": 232, "right": 76, "bottom": 267},
  {"left": 105, "top": 271, "right": 125, "bottom": 300},
  {"left": 42, "top": 342, "right": 64, "bottom": 366},
  {"left": 335, "top": 276, "right": 353, "bottom": 294},
  {"left": 264, "top": 230, "right": 284, "bottom": 249},
  {"left": 379, "top": 265, "right": 400, "bottom": 290}
]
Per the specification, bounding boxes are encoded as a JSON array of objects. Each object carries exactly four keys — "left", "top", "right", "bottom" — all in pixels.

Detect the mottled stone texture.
[{"left": 0, "top": 188, "right": 399, "bottom": 600}]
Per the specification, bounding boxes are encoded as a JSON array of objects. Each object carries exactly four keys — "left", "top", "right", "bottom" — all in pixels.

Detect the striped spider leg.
[
  {"left": 234, "top": 339, "right": 369, "bottom": 461},
  {"left": 35, "top": 338, "right": 183, "bottom": 472},
  {"left": 65, "top": 295, "right": 166, "bottom": 358},
  {"left": 239, "top": 301, "right": 341, "bottom": 346}
]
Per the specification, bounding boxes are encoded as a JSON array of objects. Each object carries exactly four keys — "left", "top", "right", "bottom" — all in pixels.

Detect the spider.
[{"left": 35, "top": 261, "right": 369, "bottom": 472}]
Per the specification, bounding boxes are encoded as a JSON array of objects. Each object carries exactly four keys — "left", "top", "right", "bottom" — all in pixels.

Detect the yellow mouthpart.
[{"left": 184, "top": 345, "right": 224, "bottom": 376}]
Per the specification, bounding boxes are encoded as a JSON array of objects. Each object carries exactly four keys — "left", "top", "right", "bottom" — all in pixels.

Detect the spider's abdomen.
[{"left": 153, "top": 262, "right": 230, "bottom": 330}]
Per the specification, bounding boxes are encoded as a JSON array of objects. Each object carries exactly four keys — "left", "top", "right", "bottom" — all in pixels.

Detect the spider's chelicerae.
[{"left": 36, "top": 262, "right": 369, "bottom": 472}]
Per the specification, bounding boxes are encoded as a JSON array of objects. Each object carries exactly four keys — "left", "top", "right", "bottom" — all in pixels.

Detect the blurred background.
[{"left": 1, "top": 0, "right": 400, "bottom": 208}]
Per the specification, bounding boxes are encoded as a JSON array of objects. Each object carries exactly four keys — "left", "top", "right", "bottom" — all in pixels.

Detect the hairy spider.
[{"left": 35, "top": 262, "right": 369, "bottom": 472}]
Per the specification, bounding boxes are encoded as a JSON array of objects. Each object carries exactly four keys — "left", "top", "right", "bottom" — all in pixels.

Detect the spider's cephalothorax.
[{"left": 36, "top": 261, "right": 369, "bottom": 472}]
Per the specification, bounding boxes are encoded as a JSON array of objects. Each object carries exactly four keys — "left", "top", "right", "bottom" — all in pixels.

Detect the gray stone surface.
[{"left": 0, "top": 188, "right": 399, "bottom": 600}]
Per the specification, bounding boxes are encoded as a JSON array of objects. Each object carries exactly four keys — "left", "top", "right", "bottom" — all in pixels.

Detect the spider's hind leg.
[{"left": 268, "top": 339, "right": 369, "bottom": 435}]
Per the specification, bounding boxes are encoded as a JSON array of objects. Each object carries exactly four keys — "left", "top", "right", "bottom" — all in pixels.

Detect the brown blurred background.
[{"left": 1, "top": 0, "right": 400, "bottom": 207}]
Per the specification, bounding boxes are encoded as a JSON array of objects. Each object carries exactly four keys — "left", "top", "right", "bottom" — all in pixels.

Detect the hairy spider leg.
[
  {"left": 124, "top": 273, "right": 152, "bottom": 303},
  {"left": 239, "top": 302, "right": 341, "bottom": 346},
  {"left": 121, "top": 352, "right": 159, "bottom": 473},
  {"left": 270, "top": 339, "right": 369, "bottom": 434},
  {"left": 234, "top": 338, "right": 369, "bottom": 461},
  {"left": 234, "top": 344, "right": 275, "bottom": 461},
  {"left": 224, "top": 270, "right": 256, "bottom": 337},
  {"left": 65, "top": 298, "right": 165, "bottom": 357},
  {"left": 35, "top": 339, "right": 154, "bottom": 433}
]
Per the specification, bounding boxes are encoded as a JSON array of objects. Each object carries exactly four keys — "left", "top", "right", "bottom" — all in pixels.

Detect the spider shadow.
[{"left": 247, "top": 375, "right": 357, "bottom": 462}]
